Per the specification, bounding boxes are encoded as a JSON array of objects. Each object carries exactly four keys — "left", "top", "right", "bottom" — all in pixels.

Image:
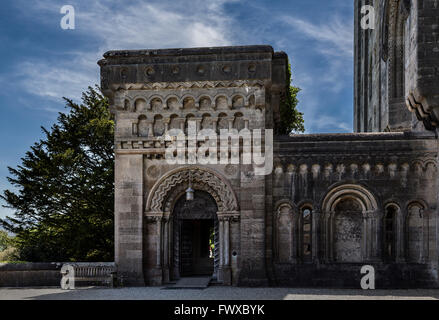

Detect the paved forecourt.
[{"left": 0, "top": 287, "right": 438, "bottom": 300}]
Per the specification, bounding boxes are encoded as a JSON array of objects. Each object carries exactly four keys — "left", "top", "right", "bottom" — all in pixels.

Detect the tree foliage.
[
  {"left": 279, "top": 62, "right": 305, "bottom": 134},
  {"left": 0, "top": 230, "right": 17, "bottom": 262},
  {"left": 0, "top": 230, "right": 13, "bottom": 252},
  {"left": 0, "top": 87, "right": 114, "bottom": 262}
]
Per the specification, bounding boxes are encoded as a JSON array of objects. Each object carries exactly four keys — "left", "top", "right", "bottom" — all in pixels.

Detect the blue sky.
[{"left": 0, "top": 0, "right": 354, "bottom": 220}]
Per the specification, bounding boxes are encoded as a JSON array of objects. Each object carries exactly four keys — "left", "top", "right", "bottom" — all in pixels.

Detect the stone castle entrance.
[
  {"left": 173, "top": 191, "right": 218, "bottom": 278},
  {"left": 144, "top": 167, "right": 240, "bottom": 285}
]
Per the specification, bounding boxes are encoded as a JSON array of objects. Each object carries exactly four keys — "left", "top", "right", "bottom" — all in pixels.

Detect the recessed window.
[
  {"left": 384, "top": 205, "right": 397, "bottom": 262},
  {"left": 302, "top": 207, "right": 312, "bottom": 262}
]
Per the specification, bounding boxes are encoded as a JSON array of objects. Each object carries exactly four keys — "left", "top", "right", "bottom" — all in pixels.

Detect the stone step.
[{"left": 163, "top": 277, "right": 212, "bottom": 290}]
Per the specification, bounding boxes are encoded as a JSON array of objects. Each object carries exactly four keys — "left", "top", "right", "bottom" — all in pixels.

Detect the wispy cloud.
[
  {"left": 277, "top": 12, "right": 354, "bottom": 133},
  {"left": 282, "top": 15, "right": 353, "bottom": 57},
  {"left": 13, "top": 0, "right": 237, "bottom": 104},
  {"left": 9, "top": 0, "right": 354, "bottom": 133},
  {"left": 16, "top": 60, "right": 97, "bottom": 103}
]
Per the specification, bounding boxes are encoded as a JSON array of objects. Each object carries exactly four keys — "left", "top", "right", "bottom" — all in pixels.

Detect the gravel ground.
[{"left": 0, "top": 287, "right": 439, "bottom": 300}]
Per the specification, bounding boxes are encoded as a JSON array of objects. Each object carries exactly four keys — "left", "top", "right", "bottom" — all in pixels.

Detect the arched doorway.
[
  {"left": 172, "top": 191, "right": 219, "bottom": 278},
  {"left": 145, "top": 166, "right": 240, "bottom": 285}
]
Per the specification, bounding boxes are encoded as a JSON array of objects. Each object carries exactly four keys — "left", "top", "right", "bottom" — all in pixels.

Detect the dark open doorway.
[
  {"left": 172, "top": 190, "right": 219, "bottom": 279},
  {"left": 180, "top": 219, "right": 215, "bottom": 276}
]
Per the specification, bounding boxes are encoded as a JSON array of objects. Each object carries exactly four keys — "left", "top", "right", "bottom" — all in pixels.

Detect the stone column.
[
  {"left": 218, "top": 217, "right": 224, "bottom": 282},
  {"left": 362, "top": 212, "right": 369, "bottom": 261},
  {"left": 291, "top": 214, "right": 299, "bottom": 263},
  {"left": 218, "top": 213, "right": 234, "bottom": 285},
  {"left": 312, "top": 209, "right": 320, "bottom": 263},
  {"left": 156, "top": 218, "right": 162, "bottom": 268},
  {"left": 422, "top": 209, "right": 429, "bottom": 263},
  {"left": 373, "top": 210, "right": 382, "bottom": 261},
  {"left": 162, "top": 214, "right": 170, "bottom": 283},
  {"left": 396, "top": 207, "right": 405, "bottom": 262},
  {"left": 323, "top": 212, "right": 332, "bottom": 262},
  {"left": 224, "top": 218, "right": 230, "bottom": 267}
]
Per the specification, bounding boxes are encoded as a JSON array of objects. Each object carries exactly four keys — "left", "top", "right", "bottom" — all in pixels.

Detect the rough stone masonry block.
[{"left": 115, "top": 154, "right": 144, "bottom": 286}]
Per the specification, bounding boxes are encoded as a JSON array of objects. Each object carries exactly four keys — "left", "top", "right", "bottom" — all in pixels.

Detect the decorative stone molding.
[
  {"left": 145, "top": 166, "right": 239, "bottom": 213},
  {"left": 322, "top": 184, "right": 378, "bottom": 213},
  {"left": 111, "top": 80, "right": 265, "bottom": 92}
]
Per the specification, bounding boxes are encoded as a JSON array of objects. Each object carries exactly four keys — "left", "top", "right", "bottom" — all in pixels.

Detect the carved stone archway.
[
  {"left": 321, "top": 184, "right": 379, "bottom": 263},
  {"left": 146, "top": 166, "right": 239, "bottom": 214},
  {"left": 144, "top": 166, "right": 239, "bottom": 285}
]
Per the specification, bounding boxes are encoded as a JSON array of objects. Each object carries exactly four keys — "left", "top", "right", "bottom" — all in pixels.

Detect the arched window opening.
[
  {"left": 276, "top": 204, "right": 293, "bottom": 263},
  {"left": 301, "top": 206, "right": 312, "bottom": 262},
  {"left": 384, "top": 205, "right": 397, "bottom": 262}
]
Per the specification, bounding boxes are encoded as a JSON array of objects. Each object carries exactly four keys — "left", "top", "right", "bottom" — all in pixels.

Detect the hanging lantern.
[
  {"left": 186, "top": 170, "right": 194, "bottom": 201},
  {"left": 185, "top": 186, "right": 194, "bottom": 201}
]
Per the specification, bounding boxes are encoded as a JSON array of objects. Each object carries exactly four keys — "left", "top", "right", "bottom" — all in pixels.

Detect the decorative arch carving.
[
  {"left": 383, "top": 201, "right": 403, "bottom": 262},
  {"left": 148, "top": 95, "right": 163, "bottom": 111},
  {"left": 406, "top": 200, "right": 429, "bottom": 263},
  {"left": 322, "top": 184, "right": 378, "bottom": 214},
  {"left": 146, "top": 166, "right": 239, "bottom": 214},
  {"left": 274, "top": 200, "right": 296, "bottom": 263},
  {"left": 214, "top": 95, "right": 232, "bottom": 110},
  {"left": 321, "top": 184, "right": 379, "bottom": 263}
]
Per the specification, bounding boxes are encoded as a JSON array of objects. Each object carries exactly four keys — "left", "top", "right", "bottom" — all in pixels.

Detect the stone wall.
[
  {"left": 0, "top": 263, "right": 62, "bottom": 287},
  {"left": 99, "top": 46, "right": 287, "bottom": 286},
  {"left": 270, "top": 131, "right": 439, "bottom": 287},
  {"left": 354, "top": 0, "right": 439, "bottom": 133},
  {"left": 100, "top": 38, "right": 439, "bottom": 287}
]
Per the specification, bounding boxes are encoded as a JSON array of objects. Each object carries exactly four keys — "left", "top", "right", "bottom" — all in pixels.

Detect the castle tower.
[{"left": 354, "top": 0, "right": 439, "bottom": 133}]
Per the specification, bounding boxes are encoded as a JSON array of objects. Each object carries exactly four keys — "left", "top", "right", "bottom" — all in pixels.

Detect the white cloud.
[
  {"left": 282, "top": 15, "right": 353, "bottom": 57},
  {"left": 16, "top": 60, "right": 97, "bottom": 103},
  {"left": 276, "top": 13, "right": 354, "bottom": 133},
  {"left": 11, "top": 0, "right": 354, "bottom": 133},
  {"left": 13, "top": 0, "right": 237, "bottom": 104}
]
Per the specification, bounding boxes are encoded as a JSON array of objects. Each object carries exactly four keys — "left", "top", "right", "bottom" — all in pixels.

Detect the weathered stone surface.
[
  {"left": 355, "top": 0, "right": 439, "bottom": 132},
  {"left": 99, "top": 1, "right": 439, "bottom": 287}
]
